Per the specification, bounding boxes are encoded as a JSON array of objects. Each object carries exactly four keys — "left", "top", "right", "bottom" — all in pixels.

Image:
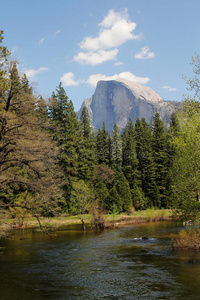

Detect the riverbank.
[
  {"left": 0, "top": 209, "right": 173, "bottom": 237},
  {"left": 171, "top": 227, "right": 200, "bottom": 250}
]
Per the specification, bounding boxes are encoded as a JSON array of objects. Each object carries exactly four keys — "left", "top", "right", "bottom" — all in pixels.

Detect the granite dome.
[{"left": 78, "top": 79, "right": 179, "bottom": 132}]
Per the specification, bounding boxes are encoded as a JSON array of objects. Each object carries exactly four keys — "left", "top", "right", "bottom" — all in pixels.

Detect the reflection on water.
[{"left": 0, "top": 222, "right": 200, "bottom": 299}]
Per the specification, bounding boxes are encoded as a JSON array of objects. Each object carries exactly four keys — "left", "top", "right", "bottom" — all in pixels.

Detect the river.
[{"left": 0, "top": 221, "right": 200, "bottom": 299}]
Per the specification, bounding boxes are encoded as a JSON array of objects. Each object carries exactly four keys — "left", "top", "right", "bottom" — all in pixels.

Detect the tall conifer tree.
[
  {"left": 48, "top": 83, "right": 81, "bottom": 201},
  {"left": 110, "top": 123, "right": 122, "bottom": 173},
  {"left": 135, "top": 118, "right": 156, "bottom": 207},
  {"left": 79, "top": 106, "right": 96, "bottom": 181},
  {"left": 151, "top": 110, "right": 169, "bottom": 207},
  {"left": 96, "top": 122, "right": 110, "bottom": 165},
  {"left": 122, "top": 119, "right": 140, "bottom": 190}
]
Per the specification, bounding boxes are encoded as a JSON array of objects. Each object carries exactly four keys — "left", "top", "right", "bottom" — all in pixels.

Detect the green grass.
[{"left": 0, "top": 209, "right": 173, "bottom": 235}]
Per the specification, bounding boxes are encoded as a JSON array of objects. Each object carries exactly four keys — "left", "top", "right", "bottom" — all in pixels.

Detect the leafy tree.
[
  {"left": 0, "top": 30, "right": 10, "bottom": 76},
  {"left": 0, "top": 61, "right": 62, "bottom": 225},
  {"left": 171, "top": 99, "right": 200, "bottom": 219},
  {"left": 69, "top": 179, "right": 94, "bottom": 230}
]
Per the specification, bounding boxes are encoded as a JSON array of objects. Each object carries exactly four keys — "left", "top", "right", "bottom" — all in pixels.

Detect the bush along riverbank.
[{"left": 171, "top": 226, "right": 200, "bottom": 250}]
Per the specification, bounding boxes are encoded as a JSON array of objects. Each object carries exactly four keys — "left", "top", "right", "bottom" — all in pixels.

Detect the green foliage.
[
  {"left": 131, "top": 185, "right": 146, "bottom": 210},
  {"left": 151, "top": 110, "right": 169, "bottom": 207},
  {"left": 69, "top": 179, "right": 94, "bottom": 216},
  {"left": 135, "top": 117, "right": 156, "bottom": 207},
  {"left": 105, "top": 186, "right": 122, "bottom": 212},
  {"left": 109, "top": 203, "right": 119, "bottom": 221},
  {"left": 96, "top": 122, "right": 110, "bottom": 165},
  {"left": 0, "top": 60, "right": 63, "bottom": 222},
  {"left": 122, "top": 119, "right": 140, "bottom": 190},
  {"left": 116, "top": 173, "right": 132, "bottom": 211},
  {"left": 79, "top": 106, "right": 96, "bottom": 181},
  {"left": 48, "top": 83, "right": 81, "bottom": 199},
  {"left": 110, "top": 123, "right": 122, "bottom": 173},
  {"left": 170, "top": 99, "right": 200, "bottom": 218},
  {"left": 94, "top": 164, "right": 114, "bottom": 188},
  {"left": 94, "top": 179, "right": 109, "bottom": 207}
]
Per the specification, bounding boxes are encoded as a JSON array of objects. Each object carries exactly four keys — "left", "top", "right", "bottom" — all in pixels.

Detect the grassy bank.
[{"left": 0, "top": 209, "right": 173, "bottom": 236}]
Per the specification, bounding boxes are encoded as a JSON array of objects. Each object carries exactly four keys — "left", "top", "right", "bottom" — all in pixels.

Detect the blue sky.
[{"left": 1, "top": 0, "right": 200, "bottom": 110}]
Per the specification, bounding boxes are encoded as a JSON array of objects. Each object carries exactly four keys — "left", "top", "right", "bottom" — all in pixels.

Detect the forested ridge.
[{"left": 1, "top": 31, "right": 200, "bottom": 230}]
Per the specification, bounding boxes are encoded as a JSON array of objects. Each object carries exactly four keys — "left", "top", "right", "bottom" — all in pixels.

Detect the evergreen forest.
[{"left": 1, "top": 31, "right": 200, "bottom": 228}]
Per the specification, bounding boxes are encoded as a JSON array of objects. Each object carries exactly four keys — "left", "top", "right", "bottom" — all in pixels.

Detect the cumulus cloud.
[
  {"left": 73, "top": 49, "right": 118, "bottom": 66},
  {"left": 60, "top": 72, "right": 83, "bottom": 86},
  {"left": 74, "top": 9, "right": 140, "bottom": 66},
  {"left": 79, "top": 9, "right": 139, "bottom": 51},
  {"left": 25, "top": 67, "right": 49, "bottom": 79},
  {"left": 134, "top": 46, "right": 155, "bottom": 59},
  {"left": 87, "top": 71, "right": 150, "bottom": 87},
  {"left": 162, "top": 85, "right": 177, "bottom": 92}
]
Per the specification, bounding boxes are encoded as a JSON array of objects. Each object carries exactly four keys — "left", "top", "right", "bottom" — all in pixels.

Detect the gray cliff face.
[{"left": 78, "top": 79, "right": 180, "bottom": 132}]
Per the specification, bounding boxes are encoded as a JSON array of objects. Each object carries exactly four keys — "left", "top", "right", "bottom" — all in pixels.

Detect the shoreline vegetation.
[
  {"left": 0, "top": 208, "right": 173, "bottom": 234},
  {"left": 1, "top": 209, "right": 200, "bottom": 250}
]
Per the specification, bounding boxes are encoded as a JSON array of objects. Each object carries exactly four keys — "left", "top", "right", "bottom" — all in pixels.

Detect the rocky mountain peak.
[{"left": 78, "top": 79, "right": 179, "bottom": 132}]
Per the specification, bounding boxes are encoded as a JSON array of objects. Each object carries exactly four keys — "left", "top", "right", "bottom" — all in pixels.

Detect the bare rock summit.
[{"left": 78, "top": 79, "right": 180, "bottom": 132}]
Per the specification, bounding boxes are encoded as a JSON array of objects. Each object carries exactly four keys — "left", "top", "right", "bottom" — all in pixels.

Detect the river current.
[{"left": 1, "top": 221, "right": 200, "bottom": 299}]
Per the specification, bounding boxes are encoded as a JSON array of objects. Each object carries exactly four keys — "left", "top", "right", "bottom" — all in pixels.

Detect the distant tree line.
[{"left": 1, "top": 30, "right": 200, "bottom": 226}]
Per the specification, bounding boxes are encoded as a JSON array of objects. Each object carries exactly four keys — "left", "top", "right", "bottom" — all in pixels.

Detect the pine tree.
[
  {"left": 116, "top": 173, "right": 132, "bottom": 211},
  {"left": 79, "top": 106, "right": 96, "bottom": 181},
  {"left": 94, "top": 179, "right": 109, "bottom": 207},
  {"left": 110, "top": 123, "right": 122, "bottom": 173},
  {"left": 135, "top": 118, "right": 156, "bottom": 207},
  {"left": 96, "top": 122, "right": 110, "bottom": 165},
  {"left": 48, "top": 83, "right": 81, "bottom": 204},
  {"left": 122, "top": 119, "right": 140, "bottom": 193},
  {"left": 151, "top": 110, "right": 169, "bottom": 208},
  {"left": 104, "top": 186, "right": 122, "bottom": 212}
]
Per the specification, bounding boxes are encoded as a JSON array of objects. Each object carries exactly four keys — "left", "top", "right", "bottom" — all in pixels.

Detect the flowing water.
[{"left": 1, "top": 221, "right": 200, "bottom": 299}]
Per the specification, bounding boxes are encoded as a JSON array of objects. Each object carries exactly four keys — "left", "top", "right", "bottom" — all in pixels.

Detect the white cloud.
[
  {"left": 38, "top": 37, "right": 45, "bottom": 46},
  {"left": 134, "top": 46, "right": 155, "bottom": 59},
  {"left": 79, "top": 9, "right": 139, "bottom": 51},
  {"left": 60, "top": 72, "right": 83, "bottom": 86},
  {"left": 54, "top": 29, "right": 61, "bottom": 36},
  {"left": 99, "top": 8, "right": 128, "bottom": 28},
  {"left": 73, "top": 49, "right": 118, "bottom": 66},
  {"left": 25, "top": 67, "right": 49, "bottom": 79},
  {"left": 74, "top": 9, "right": 140, "bottom": 66},
  {"left": 114, "top": 61, "right": 124, "bottom": 66},
  {"left": 162, "top": 85, "right": 177, "bottom": 92},
  {"left": 87, "top": 71, "right": 150, "bottom": 87}
]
